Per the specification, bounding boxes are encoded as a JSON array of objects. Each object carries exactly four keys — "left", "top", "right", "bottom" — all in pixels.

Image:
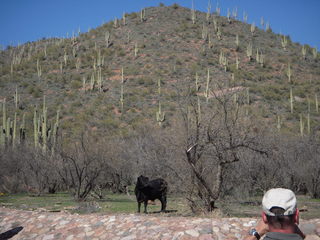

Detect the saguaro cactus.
[
  {"left": 191, "top": 0, "right": 196, "bottom": 24},
  {"left": 122, "top": 12, "right": 126, "bottom": 25},
  {"left": 82, "top": 76, "right": 87, "bottom": 92},
  {"left": 14, "top": 87, "right": 19, "bottom": 109},
  {"left": 204, "top": 69, "right": 210, "bottom": 103},
  {"left": 120, "top": 67, "right": 124, "bottom": 113},
  {"left": 300, "top": 114, "right": 304, "bottom": 136},
  {"left": 290, "top": 87, "right": 294, "bottom": 113},
  {"left": 195, "top": 72, "right": 200, "bottom": 91},
  {"left": 246, "top": 43, "right": 253, "bottom": 61},
  {"left": 12, "top": 112, "right": 17, "bottom": 148},
  {"left": 64, "top": 50, "right": 68, "bottom": 66},
  {"left": 140, "top": 8, "right": 146, "bottom": 22},
  {"left": 302, "top": 45, "right": 307, "bottom": 60},
  {"left": 232, "top": 7, "right": 238, "bottom": 19},
  {"left": 312, "top": 47, "right": 318, "bottom": 59},
  {"left": 243, "top": 11, "right": 248, "bottom": 23},
  {"left": 246, "top": 88, "right": 250, "bottom": 116},
  {"left": 260, "top": 17, "right": 264, "bottom": 28},
  {"left": 33, "top": 108, "right": 38, "bottom": 148},
  {"left": 156, "top": 78, "right": 165, "bottom": 126},
  {"left": 114, "top": 18, "right": 118, "bottom": 28},
  {"left": 235, "top": 34, "right": 239, "bottom": 51},
  {"left": 266, "top": 22, "right": 271, "bottom": 32},
  {"left": 19, "top": 113, "right": 26, "bottom": 143},
  {"left": 287, "top": 63, "right": 292, "bottom": 83},
  {"left": 97, "top": 67, "right": 102, "bottom": 92},
  {"left": 134, "top": 43, "right": 138, "bottom": 57},
  {"left": 42, "top": 96, "right": 47, "bottom": 153},
  {"left": 227, "top": 8, "right": 231, "bottom": 24},
  {"left": 37, "top": 59, "right": 42, "bottom": 78},
  {"left": 281, "top": 35, "right": 287, "bottom": 50},
  {"left": 216, "top": 27, "right": 222, "bottom": 40},
  {"left": 90, "top": 72, "right": 95, "bottom": 90},
  {"left": 206, "top": 0, "right": 211, "bottom": 23},
  {"left": 52, "top": 108, "right": 60, "bottom": 154},
  {"left": 105, "top": 31, "right": 111, "bottom": 48},
  {"left": 250, "top": 22, "right": 255, "bottom": 35},
  {"left": 215, "top": 2, "right": 220, "bottom": 16},
  {"left": 0, "top": 124, "right": 4, "bottom": 147},
  {"left": 2, "top": 99, "right": 6, "bottom": 134},
  {"left": 277, "top": 115, "right": 281, "bottom": 132},
  {"left": 236, "top": 56, "right": 240, "bottom": 70}
]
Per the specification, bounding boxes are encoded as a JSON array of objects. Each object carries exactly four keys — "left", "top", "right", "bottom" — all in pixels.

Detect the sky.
[{"left": 0, "top": 0, "right": 319, "bottom": 50}]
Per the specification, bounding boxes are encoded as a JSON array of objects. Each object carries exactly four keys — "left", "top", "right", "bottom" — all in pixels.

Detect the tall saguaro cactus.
[
  {"left": 134, "top": 43, "right": 138, "bottom": 57},
  {"left": 290, "top": 87, "right": 294, "bottom": 114},
  {"left": 1, "top": 100, "right": 6, "bottom": 146},
  {"left": 206, "top": 0, "right": 211, "bottom": 23},
  {"left": 302, "top": 45, "right": 307, "bottom": 60},
  {"left": 287, "top": 63, "right": 292, "bottom": 83},
  {"left": 52, "top": 108, "right": 60, "bottom": 155},
  {"left": 33, "top": 108, "right": 38, "bottom": 148},
  {"left": 42, "top": 96, "right": 47, "bottom": 153},
  {"left": 300, "top": 114, "right": 304, "bottom": 136},
  {"left": 246, "top": 43, "right": 253, "bottom": 61},
  {"left": 205, "top": 69, "right": 210, "bottom": 103},
  {"left": 120, "top": 67, "right": 124, "bottom": 113},
  {"left": 250, "top": 22, "right": 255, "bottom": 35},
  {"left": 105, "top": 31, "right": 111, "bottom": 48},
  {"left": 12, "top": 112, "right": 17, "bottom": 148},
  {"left": 235, "top": 34, "right": 239, "bottom": 51},
  {"left": 281, "top": 35, "right": 288, "bottom": 50},
  {"left": 156, "top": 78, "right": 165, "bottom": 126},
  {"left": 315, "top": 94, "right": 319, "bottom": 113},
  {"left": 14, "top": 87, "right": 19, "bottom": 109},
  {"left": 191, "top": 0, "right": 196, "bottom": 24},
  {"left": 312, "top": 47, "right": 318, "bottom": 59},
  {"left": 195, "top": 72, "right": 200, "bottom": 92},
  {"left": 140, "top": 8, "right": 146, "bottom": 22},
  {"left": 2, "top": 99, "right": 6, "bottom": 136},
  {"left": 37, "top": 59, "right": 42, "bottom": 79},
  {"left": 277, "top": 115, "right": 282, "bottom": 132}
]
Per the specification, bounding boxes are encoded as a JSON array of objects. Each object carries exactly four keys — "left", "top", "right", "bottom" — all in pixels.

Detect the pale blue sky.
[{"left": 1, "top": 0, "right": 319, "bottom": 50}]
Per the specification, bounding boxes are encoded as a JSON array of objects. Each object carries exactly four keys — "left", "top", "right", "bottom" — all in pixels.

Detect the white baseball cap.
[{"left": 262, "top": 188, "right": 297, "bottom": 216}]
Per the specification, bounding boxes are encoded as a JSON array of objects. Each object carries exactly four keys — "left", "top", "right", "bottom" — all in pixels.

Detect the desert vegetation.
[{"left": 0, "top": 3, "right": 319, "bottom": 215}]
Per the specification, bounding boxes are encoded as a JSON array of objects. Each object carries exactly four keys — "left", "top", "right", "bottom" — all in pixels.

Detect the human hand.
[{"left": 255, "top": 219, "right": 269, "bottom": 237}]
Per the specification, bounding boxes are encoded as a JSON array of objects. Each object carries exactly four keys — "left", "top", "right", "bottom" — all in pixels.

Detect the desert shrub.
[
  {"left": 172, "top": 3, "right": 180, "bottom": 9},
  {"left": 71, "top": 79, "right": 81, "bottom": 89},
  {"left": 27, "top": 84, "right": 42, "bottom": 98}
]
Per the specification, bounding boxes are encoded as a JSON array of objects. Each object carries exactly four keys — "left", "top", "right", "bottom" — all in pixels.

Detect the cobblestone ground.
[{"left": 0, "top": 207, "right": 319, "bottom": 240}]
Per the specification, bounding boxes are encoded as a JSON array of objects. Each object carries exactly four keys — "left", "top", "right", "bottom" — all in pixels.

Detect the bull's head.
[{"left": 137, "top": 175, "right": 149, "bottom": 188}]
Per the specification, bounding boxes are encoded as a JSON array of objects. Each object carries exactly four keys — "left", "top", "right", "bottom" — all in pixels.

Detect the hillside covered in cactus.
[{"left": 1, "top": 3, "right": 320, "bottom": 144}]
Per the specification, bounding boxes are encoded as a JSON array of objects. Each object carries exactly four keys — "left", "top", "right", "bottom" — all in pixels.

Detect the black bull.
[{"left": 134, "top": 175, "right": 168, "bottom": 213}]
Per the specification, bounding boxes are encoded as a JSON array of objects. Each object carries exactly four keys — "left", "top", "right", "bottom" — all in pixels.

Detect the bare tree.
[
  {"left": 178, "top": 85, "right": 266, "bottom": 212},
  {"left": 58, "top": 132, "right": 111, "bottom": 200}
]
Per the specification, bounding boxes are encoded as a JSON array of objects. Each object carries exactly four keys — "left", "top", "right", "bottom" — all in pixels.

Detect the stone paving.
[{"left": 0, "top": 207, "right": 319, "bottom": 240}]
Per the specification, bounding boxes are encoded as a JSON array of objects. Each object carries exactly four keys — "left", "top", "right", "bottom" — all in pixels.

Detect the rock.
[{"left": 185, "top": 229, "right": 200, "bottom": 237}]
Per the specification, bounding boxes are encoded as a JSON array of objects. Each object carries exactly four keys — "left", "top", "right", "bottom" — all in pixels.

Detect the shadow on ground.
[{"left": 0, "top": 226, "right": 23, "bottom": 240}]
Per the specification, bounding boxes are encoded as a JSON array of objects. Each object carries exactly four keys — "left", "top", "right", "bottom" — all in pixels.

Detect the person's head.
[{"left": 261, "top": 188, "right": 299, "bottom": 230}]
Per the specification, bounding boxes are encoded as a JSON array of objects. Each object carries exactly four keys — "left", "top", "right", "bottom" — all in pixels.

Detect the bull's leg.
[
  {"left": 137, "top": 202, "right": 141, "bottom": 213},
  {"left": 160, "top": 195, "right": 167, "bottom": 212},
  {"left": 143, "top": 200, "right": 148, "bottom": 213}
]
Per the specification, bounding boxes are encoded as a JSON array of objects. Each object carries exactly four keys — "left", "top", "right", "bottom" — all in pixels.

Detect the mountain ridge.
[{"left": 0, "top": 3, "right": 319, "bottom": 140}]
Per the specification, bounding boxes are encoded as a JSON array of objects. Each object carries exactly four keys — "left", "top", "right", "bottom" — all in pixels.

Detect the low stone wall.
[{"left": 0, "top": 207, "right": 319, "bottom": 240}]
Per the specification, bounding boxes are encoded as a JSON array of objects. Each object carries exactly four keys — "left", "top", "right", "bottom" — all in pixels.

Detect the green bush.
[
  {"left": 172, "top": 3, "right": 180, "bottom": 9},
  {"left": 71, "top": 80, "right": 81, "bottom": 89}
]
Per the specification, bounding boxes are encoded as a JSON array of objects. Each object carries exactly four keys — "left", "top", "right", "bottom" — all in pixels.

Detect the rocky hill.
[{"left": 0, "top": 4, "right": 319, "bottom": 141}]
